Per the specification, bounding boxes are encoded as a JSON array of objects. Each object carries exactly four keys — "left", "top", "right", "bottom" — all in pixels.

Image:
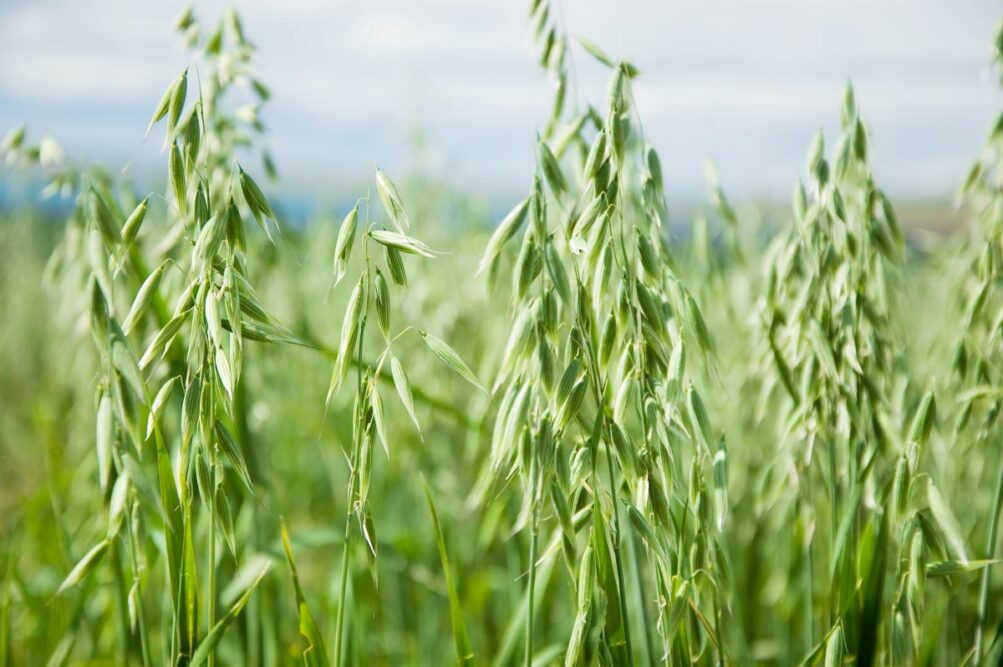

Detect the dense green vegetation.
[{"left": 1, "top": 6, "right": 1002, "bottom": 666}]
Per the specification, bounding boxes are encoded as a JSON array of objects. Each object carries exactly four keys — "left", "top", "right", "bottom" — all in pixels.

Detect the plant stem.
[
  {"left": 525, "top": 463, "right": 539, "bottom": 667},
  {"left": 974, "top": 447, "right": 1003, "bottom": 664},
  {"left": 127, "top": 511, "right": 153, "bottom": 667},
  {"left": 110, "top": 540, "right": 132, "bottom": 665},
  {"left": 334, "top": 512, "right": 353, "bottom": 667},
  {"left": 626, "top": 520, "right": 654, "bottom": 666},
  {"left": 335, "top": 283, "right": 370, "bottom": 667},
  {"left": 207, "top": 468, "right": 217, "bottom": 667},
  {"left": 604, "top": 432, "right": 634, "bottom": 666}
]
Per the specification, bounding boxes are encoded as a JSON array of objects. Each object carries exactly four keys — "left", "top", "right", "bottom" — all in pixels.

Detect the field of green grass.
[{"left": 1, "top": 7, "right": 1002, "bottom": 666}]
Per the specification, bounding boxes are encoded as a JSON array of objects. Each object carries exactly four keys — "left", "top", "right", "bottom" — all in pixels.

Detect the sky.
[{"left": 0, "top": 0, "right": 999, "bottom": 205}]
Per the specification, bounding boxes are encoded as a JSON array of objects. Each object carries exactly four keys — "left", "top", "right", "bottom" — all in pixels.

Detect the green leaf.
[
  {"left": 685, "top": 292, "right": 714, "bottom": 355},
  {"left": 369, "top": 230, "right": 437, "bottom": 258},
  {"left": 927, "top": 559, "right": 1003, "bottom": 577},
  {"left": 538, "top": 140, "right": 566, "bottom": 198},
  {"left": 147, "top": 69, "right": 183, "bottom": 134},
  {"left": 326, "top": 277, "right": 364, "bottom": 405},
  {"left": 420, "top": 475, "right": 474, "bottom": 665},
  {"left": 95, "top": 392, "right": 113, "bottom": 492},
  {"left": 477, "top": 197, "right": 530, "bottom": 276},
  {"left": 686, "top": 386, "right": 713, "bottom": 453},
  {"left": 167, "top": 68, "right": 188, "bottom": 136},
  {"left": 122, "top": 260, "right": 167, "bottom": 334},
  {"left": 120, "top": 196, "right": 150, "bottom": 247},
  {"left": 390, "top": 355, "right": 422, "bottom": 439},
  {"left": 215, "top": 421, "right": 254, "bottom": 494},
  {"left": 280, "top": 521, "right": 331, "bottom": 667},
  {"left": 169, "top": 141, "right": 186, "bottom": 215},
  {"left": 927, "top": 481, "right": 968, "bottom": 562},
  {"left": 111, "top": 336, "right": 146, "bottom": 401},
  {"left": 374, "top": 270, "right": 391, "bottom": 338},
  {"left": 375, "top": 168, "right": 410, "bottom": 231},
  {"left": 420, "top": 331, "right": 485, "bottom": 394},
  {"left": 576, "top": 35, "right": 614, "bottom": 67},
  {"left": 57, "top": 539, "right": 110, "bottom": 595},
  {"left": 824, "top": 624, "right": 843, "bottom": 667},
  {"left": 189, "top": 563, "right": 270, "bottom": 667},
  {"left": 370, "top": 384, "right": 389, "bottom": 458},
  {"left": 239, "top": 166, "right": 275, "bottom": 222},
  {"left": 333, "top": 204, "right": 359, "bottom": 285},
  {"left": 907, "top": 390, "right": 937, "bottom": 445}
]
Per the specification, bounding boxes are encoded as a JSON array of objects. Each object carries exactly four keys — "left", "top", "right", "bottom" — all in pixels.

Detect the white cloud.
[{"left": 0, "top": 0, "right": 998, "bottom": 200}]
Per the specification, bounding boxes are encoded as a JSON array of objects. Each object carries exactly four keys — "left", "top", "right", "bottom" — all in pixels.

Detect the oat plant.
[
  {"left": 477, "top": 5, "right": 727, "bottom": 664},
  {"left": 955, "top": 20, "right": 1003, "bottom": 664}
]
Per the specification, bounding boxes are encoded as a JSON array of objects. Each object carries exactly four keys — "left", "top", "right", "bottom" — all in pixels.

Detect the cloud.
[{"left": 0, "top": 0, "right": 998, "bottom": 200}]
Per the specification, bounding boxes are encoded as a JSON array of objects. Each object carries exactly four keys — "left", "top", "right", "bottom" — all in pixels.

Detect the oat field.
[{"left": 1, "top": 6, "right": 1003, "bottom": 666}]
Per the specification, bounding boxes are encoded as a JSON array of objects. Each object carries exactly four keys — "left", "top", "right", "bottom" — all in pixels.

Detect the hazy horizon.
[{"left": 1, "top": 0, "right": 1000, "bottom": 206}]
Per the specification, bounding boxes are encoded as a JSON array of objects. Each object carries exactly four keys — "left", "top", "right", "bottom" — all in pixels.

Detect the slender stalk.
[
  {"left": 333, "top": 509, "right": 353, "bottom": 667},
  {"left": 604, "top": 437, "right": 635, "bottom": 665},
  {"left": 525, "top": 498, "right": 538, "bottom": 667},
  {"left": 826, "top": 433, "right": 836, "bottom": 633},
  {"left": 127, "top": 511, "right": 153, "bottom": 667},
  {"left": 335, "top": 278, "right": 370, "bottom": 667},
  {"left": 110, "top": 541, "right": 132, "bottom": 665},
  {"left": 575, "top": 250, "right": 636, "bottom": 663},
  {"left": 525, "top": 455, "right": 541, "bottom": 665},
  {"left": 626, "top": 521, "right": 655, "bottom": 666},
  {"left": 207, "top": 465, "right": 217, "bottom": 667},
  {"left": 804, "top": 501, "right": 814, "bottom": 656},
  {"left": 974, "top": 447, "right": 1003, "bottom": 664}
]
